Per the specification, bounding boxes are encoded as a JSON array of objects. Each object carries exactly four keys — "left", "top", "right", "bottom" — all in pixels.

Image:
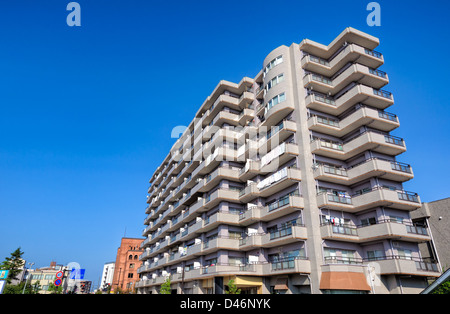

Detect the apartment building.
[{"left": 136, "top": 27, "right": 440, "bottom": 294}]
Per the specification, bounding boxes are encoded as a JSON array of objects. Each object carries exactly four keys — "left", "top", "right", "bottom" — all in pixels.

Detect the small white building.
[{"left": 99, "top": 262, "right": 115, "bottom": 292}]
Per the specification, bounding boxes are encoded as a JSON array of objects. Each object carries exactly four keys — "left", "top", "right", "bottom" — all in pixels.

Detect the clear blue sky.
[{"left": 0, "top": 0, "right": 449, "bottom": 287}]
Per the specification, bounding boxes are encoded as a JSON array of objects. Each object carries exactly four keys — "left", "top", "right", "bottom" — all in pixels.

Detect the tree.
[
  {"left": 0, "top": 247, "right": 25, "bottom": 284},
  {"left": 431, "top": 280, "right": 450, "bottom": 294},
  {"left": 47, "top": 282, "right": 63, "bottom": 294},
  {"left": 159, "top": 276, "right": 171, "bottom": 294},
  {"left": 225, "top": 279, "right": 241, "bottom": 294}
]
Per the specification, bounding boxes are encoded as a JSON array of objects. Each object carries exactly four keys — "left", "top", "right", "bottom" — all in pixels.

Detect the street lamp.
[{"left": 22, "top": 262, "right": 35, "bottom": 294}]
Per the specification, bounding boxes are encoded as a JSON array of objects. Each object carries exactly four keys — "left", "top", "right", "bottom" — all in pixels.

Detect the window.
[
  {"left": 266, "top": 93, "right": 286, "bottom": 112},
  {"left": 361, "top": 217, "right": 377, "bottom": 227},
  {"left": 263, "top": 55, "right": 283, "bottom": 76},
  {"left": 397, "top": 249, "right": 412, "bottom": 260},
  {"left": 129, "top": 263, "right": 135, "bottom": 268},
  {"left": 127, "top": 273, "right": 134, "bottom": 278},
  {"left": 367, "top": 250, "right": 384, "bottom": 261},
  {"left": 266, "top": 73, "right": 285, "bottom": 90}
]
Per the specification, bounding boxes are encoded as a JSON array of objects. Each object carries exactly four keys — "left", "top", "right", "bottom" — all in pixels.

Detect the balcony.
[
  {"left": 200, "top": 211, "right": 240, "bottom": 233},
  {"left": 303, "top": 64, "right": 389, "bottom": 96},
  {"left": 257, "top": 167, "right": 302, "bottom": 198},
  {"left": 239, "top": 160, "right": 261, "bottom": 181},
  {"left": 203, "top": 166, "right": 240, "bottom": 192},
  {"left": 317, "top": 187, "right": 421, "bottom": 213},
  {"left": 258, "top": 120, "right": 297, "bottom": 151},
  {"left": 313, "top": 158, "right": 414, "bottom": 185},
  {"left": 259, "top": 142, "right": 299, "bottom": 173},
  {"left": 305, "top": 84, "right": 394, "bottom": 116},
  {"left": 310, "top": 131, "right": 406, "bottom": 161},
  {"left": 260, "top": 100, "right": 295, "bottom": 127},
  {"left": 203, "top": 188, "right": 240, "bottom": 210},
  {"left": 366, "top": 256, "right": 440, "bottom": 278},
  {"left": 307, "top": 106, "right": 399, "bottom": 137},
  {"left": 264, "top": 257, "right": 311, "bottom": 275},
  {"left": 239, "top": 194, "right": 304, "bottom": 225},
  {"left": 301, "top": 44, "right": 384, "bottom": 77},
  {"left": 320, "top": 219, "right": 431, "bottom": 243},
  {"left": 202, "top": 236, "right": 241, "bottom": 255}
]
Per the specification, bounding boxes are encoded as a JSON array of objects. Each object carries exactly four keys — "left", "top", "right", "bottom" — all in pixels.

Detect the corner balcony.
[
  {"left": 203, "top": 188, "right": 240, "bottom": 210},
  {"left": 260, "top": 100, "right": 295, "bottom": 127},
  {"left": 258, "top": 120, "right": 297, "bottom": 151},
  {"left": 320, "top": 220, "right": 431, "bottom": 244},
  {"left": 303, "top": 64, "right": 389, "bottom": 96},
  {"left": 239, "top": 194, "right": 304, "bottom": 226},
  {"left": 301, "top": 44, "right": 384, "bottom": 77},
  {"left": 316, "top": 187, "right": 421, "bottom": 213},
  {"left": 259, "top": 142, "right": 299, "bottom": 173},
  {"left": 263, "top": 257, "right": 311, "bottom": 276},
  {"left": 202, "top": 166, "right": 240, "bottom": 192},
  {"left": 310, "top": 131, "right": 406, "bottom": 161},
  {"left": 257, "top": 167, "right": 302, "bottom": 198},
  {"left": 239, "top": 160, "right": 261, "bottom": 181},
  {"left": 366, "top": 256, "right": 440, "bottom": 278},
  {"left": 313, "top": 158, "right": 414, "bottom": 185},
  {"left": 305, "top": 84, "right": 394, "bottom": 116},
  {"left": 307, "top": 106, "right": 399, "bottom": 137},
  {"left": 239, "top": 224, "right": 307, "bottom": 251},
  {"left": 201, "top": 236, "right": 241, "bottom": 255},
  {"left": 199, "top": 211, "right": 240, "bottom": 233}
]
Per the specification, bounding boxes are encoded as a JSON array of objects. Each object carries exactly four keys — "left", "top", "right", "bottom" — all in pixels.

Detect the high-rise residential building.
[{"left": 136, "top": 27, "right": 441, "bottom": 294}]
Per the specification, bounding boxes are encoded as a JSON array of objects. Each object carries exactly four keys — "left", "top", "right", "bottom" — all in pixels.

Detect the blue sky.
[{"left": 0, "top": 0, "right": 449, "bottom": 286}]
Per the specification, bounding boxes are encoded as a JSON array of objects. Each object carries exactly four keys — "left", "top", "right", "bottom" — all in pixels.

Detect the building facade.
[
  {"left": 100, "top": 261, "right": 115, "bottom": 292},
  {"left": 411, "top": 198, "right": 450, "bottom": 273},
  {"left": 136, "top": 28, "right": 440, "bottom": 294},
  {"left": 111, "top": 237, "right": 144, "bottom": 293}
]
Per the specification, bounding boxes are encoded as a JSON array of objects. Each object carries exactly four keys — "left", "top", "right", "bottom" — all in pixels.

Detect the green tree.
[
  {"left": 47, "top": 282, "right": 63, "bottom": 294},
  {"left": 159, "top": 276, "right": 171, "bottom": 294},
  {"left": 431, "top": 280, "right": 450, "bottom": 294},
  {"left": 225, "top": 279, "right": 241, "bottom": 294},
  {"left": 0, "top": 247, "right": 25, "bottom": 284}
]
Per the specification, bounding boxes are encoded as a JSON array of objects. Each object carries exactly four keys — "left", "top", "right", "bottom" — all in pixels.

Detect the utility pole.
[{"left": 22, "top": 262, "right": 34, "bottom": 294}]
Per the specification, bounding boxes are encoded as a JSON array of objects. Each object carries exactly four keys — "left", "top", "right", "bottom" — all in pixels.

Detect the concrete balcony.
[
  {"left": 317, "top": 188, "right": 421, "bottom": 213},
  {"left": 203, "top": 188, "right": 240, "bottom": 210},
  {"left": 258, "top": 120, "right": 297, "bottom": 151},
  {"left": 239, "top": 108, "right": 254, "bottom": 126},
  {"left": 239, "top": 225, "right": 307, "bottom": 251},
  {"left": 263, "top": 257, "right": 311, "bottom": 276},
  {"left": 238, "top": 183, "right": 259, "bottom": 203},
  {"left": 305, "top": 84, "right": 394, "bottom": 116},
  {"left": 320, "top": 220, "right": 431, "bottom": 243},
  {"left": 201, "top": 236, "right": 241, "bottom": 255},
  {"left": 371, "top": 256, "right": 440, "bottom": 278},
  {"left": 301, "top": 44, "right": 384, "bottom": 77},
  {"left": 303, "top": 64, "right": 389, "bottom": 96},
  {"left": 310, "top": 131, "right": 406, "bottom": 161},
  {"left": 261, "top": 100, "right": 295, "bottom": 127},
  {"left": 258, "top": 167, "right": 302, "bottom": 198},
  {"left": 203, "top": 166, "right": 240, "bottom": 192},
  {"left": 239, "top": 195, "right": 304, "bottom": 226},
  {"left": 259, "top": 142, "right": 299, "bottom": 173},
  {"left": 307, "top": 106, "right": 399, "bottom": 137},
  {"left": 313, "top": 158, "right": 414, "bottom": 186},
  {"left": 200, "top": 211, "right": 240, "bottom": 233},
  {"left": 239, "top": 160, "right": 261, "bottom": 181},
  {"left": 352, "top": 187, "right": 421, "bottom": 211}
]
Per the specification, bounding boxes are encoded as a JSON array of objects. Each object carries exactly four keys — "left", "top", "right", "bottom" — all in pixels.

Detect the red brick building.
[{"left": 111, "top": 237, "right": 144, "bottom": 293}]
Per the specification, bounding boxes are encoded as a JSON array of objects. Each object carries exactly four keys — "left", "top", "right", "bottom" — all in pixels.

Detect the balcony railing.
[{"left": 270, "top": 256, "right": 308, "bottom": 271}]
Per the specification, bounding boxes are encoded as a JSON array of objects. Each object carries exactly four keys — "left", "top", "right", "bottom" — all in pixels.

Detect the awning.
[
  {"left": 320, "top": 272, "right": 371, "bottom": 291},
  {"left": 274, "top": 278, "right": 288, "bottom": 290}
]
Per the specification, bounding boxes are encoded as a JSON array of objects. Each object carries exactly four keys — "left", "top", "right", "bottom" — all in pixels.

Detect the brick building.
[{"left": 111, "top": 237, "right": 144, "bottom": 293}]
